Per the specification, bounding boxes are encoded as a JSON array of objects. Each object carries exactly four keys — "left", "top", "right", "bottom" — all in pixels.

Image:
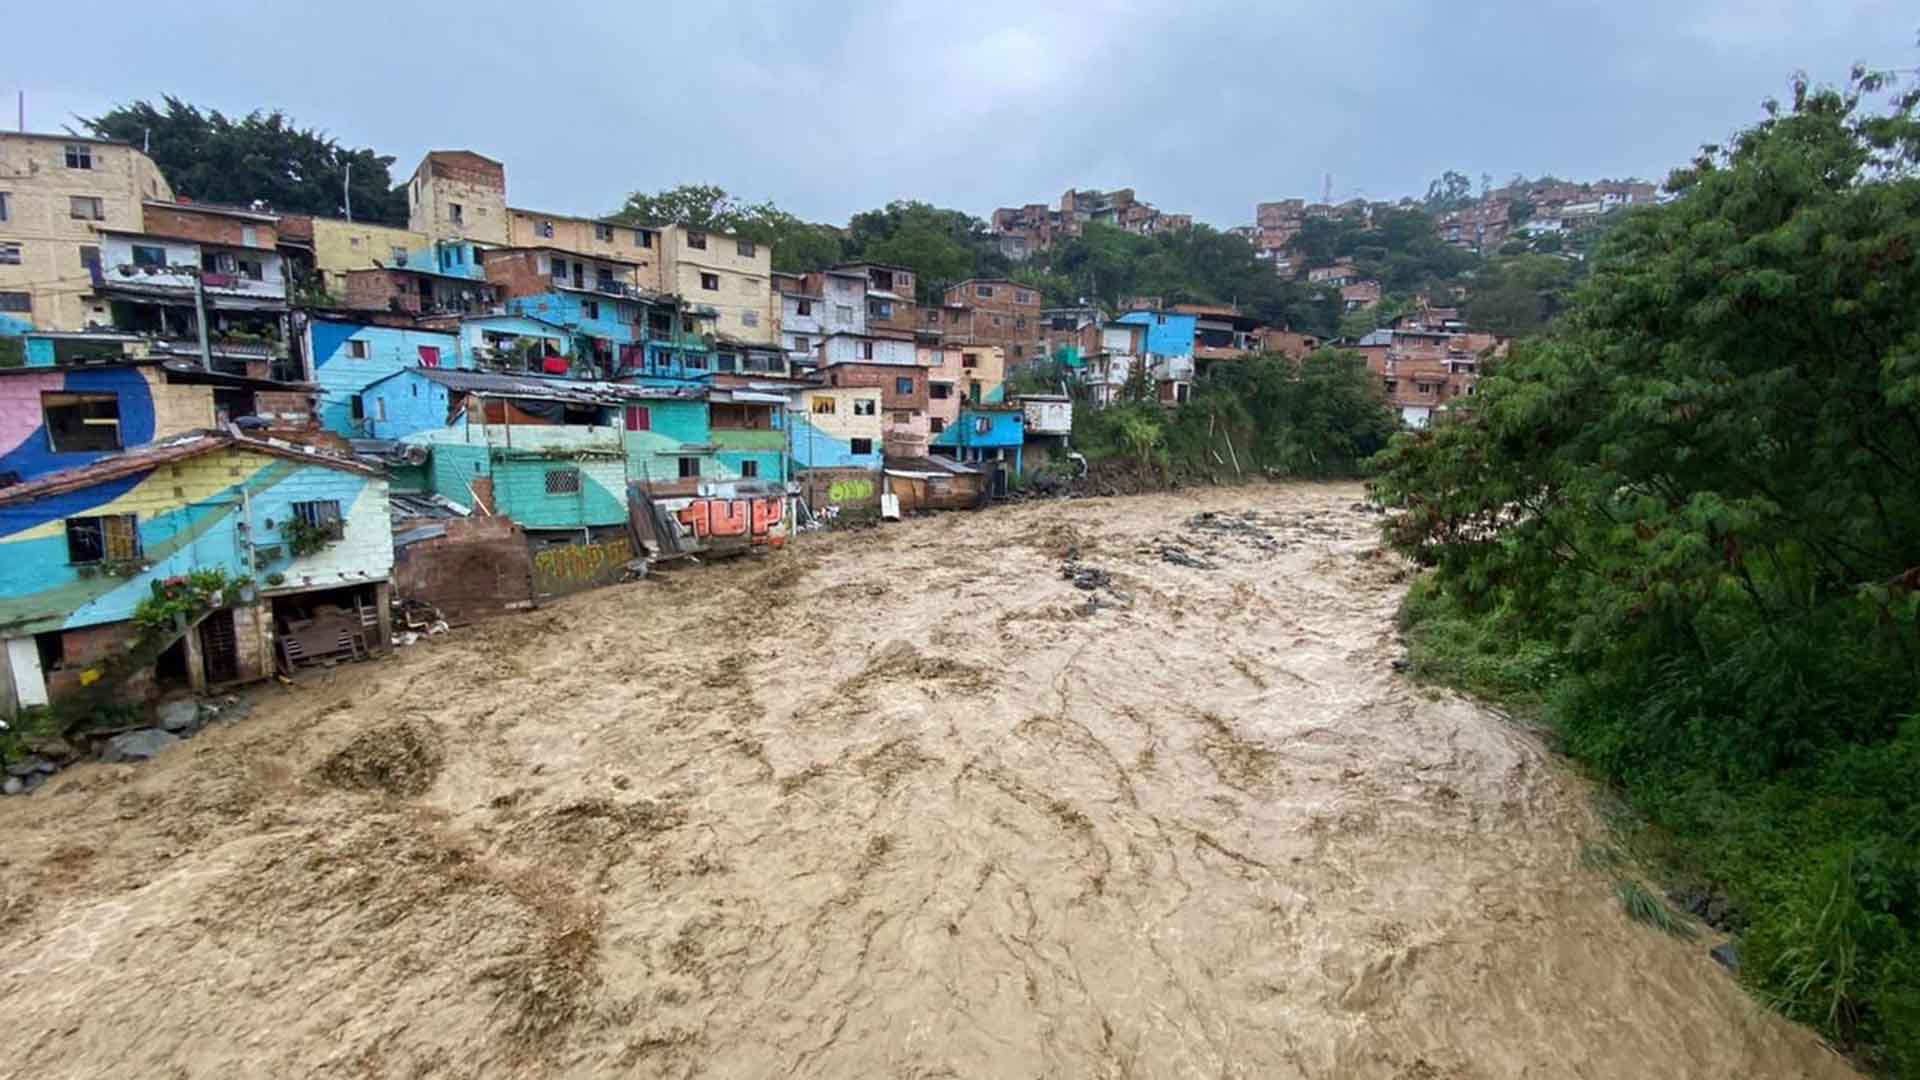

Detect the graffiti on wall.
[
  {"left": 674, "top": 496, "right": 786, "bottom": 546},
  {"left": 531, "top": 535, "right": 634, "bottom": 595},
  {"left": 827, "top": 477, "right": 874, "bottom": 504}
]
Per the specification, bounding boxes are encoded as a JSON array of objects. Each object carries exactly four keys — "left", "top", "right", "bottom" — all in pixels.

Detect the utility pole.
[
  {"left": 343, "top": 161, "right": 352, "bottom": 222},
  {"left": 193, "top": 270, "right": 213, "bottom": 370}
]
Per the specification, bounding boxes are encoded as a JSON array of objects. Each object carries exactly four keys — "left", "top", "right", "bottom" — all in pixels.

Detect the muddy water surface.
[{"left": 0, "top": 485, "right": 1857, "bottom": 1078}]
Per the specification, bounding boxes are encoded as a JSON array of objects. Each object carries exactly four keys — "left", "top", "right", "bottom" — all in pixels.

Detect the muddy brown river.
[{"left": 0, "top": 485, "right": 1858, "bottom": 1078}]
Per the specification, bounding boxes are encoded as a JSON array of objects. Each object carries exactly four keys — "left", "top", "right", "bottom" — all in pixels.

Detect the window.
[
  {"left": 700, "top": 273, "right": 720, "bottom": 291},
  {"left": 390, "top": 245, "right": 408, "bottom": 265},
  {"left": 347, "top": 339, "right": 370, "bottom": 359},
  {"left": 974, "top": 416, "right": 992, "bottom": 435},
  {"left": 0, "top": 243, "right": 20, "bottom": 266},
  {"left": 811, "top": 397, "right": 836, "bottom": 415},
  {"left": 1012, "top": 345, "right": 1024, "bottom": 358},
  {"left": 68, "top": 196, "right": 104, "bottom": 221},
  {"left": 377, "top": 398, "right": 388, "bottom": 421},
  {"left": 868, "top": 299, "right": 893, "bottom": 319},
  {"left": 0, "top": 191, "right": 9, "bottom": 222},
  {"left": 961, "top": 352, "right": 979, "bottom": 369},
  {"left": 835, "top": 304, "right": 853, "bottom": 323},
  {"left": 237, "top": 258, "right": 263, "bottom": 281},
  {"left": 739, "top": 460, "right": 759, "bottom": 478},
  {"left": 894, "top": 377, "right": 913, "bottom": 394},
  {"left": 625, "top": 405, "right": 651, "bottom": 431},
  {"left": 947, "top": 309, "right": 961, "bottom": 324},
  {"left": 677, "top": 456, "right": 700, "bottom": 478},
  {"left": 1155, "top": 314, "right": 1166, "bottom": 325},
  {"left": 716, "top": 353, "right": 737, "bottom": 372},
  {"left": 893, "top": 411, "right": 911, "bottom": 423},
  {"left": 634, "top": 228, "right": 652, "bottom": 248},
  {"left": 351, "top": 395, "right": 365, "bottom": 421},
  {"left": 976, "top": 284, "right": 993, "bottom": 298},
  {"left": 795, "top": 299, "right": 812, "bottom": 316},
  {"left": 64, "top": 144, "right": 93, "bottom": 170},
  {"left": 241, "top": 225, "right": 259, "bottom": 247},
  {"left": 853, "top": 399, "right": 877, "bottom": 416},
  {"left": 293, "top": 500, "right": 345, "bottom": 540},
  {"left": 929, "top": 382, "right": 952, "bottom": 400},
  {"left": 1015, "top": 290, "right": 1033, "bottom": 304},
  {"left": 544, "top": 469, "right": 581, "bottom": 495},
  {"left": 849, "top": 438, "right": 873, "bottom": 455},
  {"left": 65, "top": 514, "right": 139, "bottom": 564},
  {"left": 737, "top": 239, "right": 756, "bottom": 257},
  {"left": 537, "top": 220, "right": 555, "bottom": 238},
  {"left": 1015, "top": 317, "right": 1026, "bottom": 330},
  {"left": 0, "top": 292, "right": 29, "bottom": 313},
  {"left": 742, "top": 310, "right": 759, "bottom": 328},
  {"left": 131, "top": 244, "right": 167, "bottom": 268},
  {"left": 449, "top": 202, "right": 464, "bottom": 224},
  {"left": 417, "top": 345, "right": 441, "bottom": 368},
  {"left": 687, "top": 230, "right": 707, "bottom": 250},
  {"left": 42, "top": 392, "right": 121, "bottom": 451},
  {"left": 595, "top": 222, "right": 613, "bottom": 241},
  {"left": 929, "top": 417, "right": 947, "bottom": 434},
  {"left": 791, "top": 335, "right": 809, "bottom": 353},
  {"left": 596, "top": 269, "right": 616, "bottom": 292},
  {"left": 582, "top": 300, "right": 600, "bottom": 320}
]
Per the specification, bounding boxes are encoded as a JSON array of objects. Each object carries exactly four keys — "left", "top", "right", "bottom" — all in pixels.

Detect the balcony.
[{"left": 555, "top": 274, "right": 643, "bottom": 300}]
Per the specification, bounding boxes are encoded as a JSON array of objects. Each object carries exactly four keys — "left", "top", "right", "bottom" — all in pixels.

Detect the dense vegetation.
[
  {"left": 81, "top": 97, "right": 409, "bottom": 225},
  {"left": 1060, "top": 349, "right": 1397, "bottom": 482},
  {"left": 1369, "top": 72, "right": 1920, "bottom": 1074}
]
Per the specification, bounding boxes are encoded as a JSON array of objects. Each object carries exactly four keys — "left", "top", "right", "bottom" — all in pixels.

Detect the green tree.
[
  {"left": 1422, "top": 170, "right": 1475, "bottom": 212},
  {"left": 609, "top": 186, "right": 845, "bottom": 273},
  {"left": 1372, "top": 68, "right": 1920, "bottom": 1069},
  {"left": 81, "top": 97, "right": 407, "bottom": 224}
]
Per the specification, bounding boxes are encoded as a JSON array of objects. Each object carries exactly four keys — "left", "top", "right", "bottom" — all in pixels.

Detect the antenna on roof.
[
  {"left": 1322, "top": 172, "right": 1332, "bottom": 206},
  {"left": 17, "top": 91, "right": 23, "bottom": 133}
]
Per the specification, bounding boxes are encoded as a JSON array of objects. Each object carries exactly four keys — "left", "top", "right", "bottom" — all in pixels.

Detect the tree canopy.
[
  {"left": 1372, "top": 68, "right": 1920, "bottom": 1070},
  {"left": 81, "top": 96, "right": 407, "bottom": 225}
]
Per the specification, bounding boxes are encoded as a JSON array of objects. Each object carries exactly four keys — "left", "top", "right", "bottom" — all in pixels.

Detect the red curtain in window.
[
  {"left": 417, "top": 345, "right": 441, "bottom": 368},
  {"left": 625, "top": 405, "right": 651, "bottom": 431}
]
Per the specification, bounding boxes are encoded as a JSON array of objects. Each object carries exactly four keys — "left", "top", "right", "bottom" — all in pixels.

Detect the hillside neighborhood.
[{"left": 0, "top": 131, "right": 1539, "bottom": 720}]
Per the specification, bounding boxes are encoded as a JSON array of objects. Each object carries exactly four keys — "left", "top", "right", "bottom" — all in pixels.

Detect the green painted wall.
[
  {"left": 429, "top": 444, "right": 490, "bottom": 509},
  {"left": 492, "top": 455, "right": 627, "bottom": 528}
]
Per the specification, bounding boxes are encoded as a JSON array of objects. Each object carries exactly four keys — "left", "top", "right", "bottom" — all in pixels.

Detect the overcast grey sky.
[{"left": 10, "top": 2, "right": 1911, "bottom": 227}]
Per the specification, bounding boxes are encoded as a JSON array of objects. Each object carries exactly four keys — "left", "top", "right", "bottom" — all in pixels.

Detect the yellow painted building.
[
  {"left": 308, "top": 218, "right": 428, "bottom": 297},
  {"left": 405, "top": 150, "right": 508, "bottom": 247},
  {"left": 659, "top": 224, "right": 775, "bottom": 346},
  {"left": 0, "top": 133, "right": 174, "bottom": 332},
  {"left": 506, "top": 208, "right": 664, "bottom": 293}
]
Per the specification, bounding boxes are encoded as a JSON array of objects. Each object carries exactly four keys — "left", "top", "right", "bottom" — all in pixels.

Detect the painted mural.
[
  {"left": 0, "top": 443, "right": 390, "bottom": 636},
  {"left": 0, "top": 366, "right": 208, "bottom": 486},
  {"left": 531, "top": 533, "right": 634, "bottom": 596},
  {"left": 668, "top": 494, "right": 786, "bottom": 547}
]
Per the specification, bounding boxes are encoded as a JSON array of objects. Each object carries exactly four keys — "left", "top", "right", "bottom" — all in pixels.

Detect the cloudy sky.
[{"left": 10, "top": 2, "right": 1911, "bottom": 227}]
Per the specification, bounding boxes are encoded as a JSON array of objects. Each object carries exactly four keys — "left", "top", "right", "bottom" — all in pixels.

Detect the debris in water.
[{"left": 1160, "top": 545, "right": 1218, "bottom": 571}]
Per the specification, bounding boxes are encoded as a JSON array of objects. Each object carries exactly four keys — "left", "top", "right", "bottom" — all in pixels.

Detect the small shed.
[{"left": 883, "top": 455, "right": 985, "bottom": 512}]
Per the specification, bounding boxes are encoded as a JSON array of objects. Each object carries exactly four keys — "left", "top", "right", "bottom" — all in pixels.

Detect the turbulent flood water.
[{"left": 0, "top": 485, "right": 1858, "bottom": 1078}]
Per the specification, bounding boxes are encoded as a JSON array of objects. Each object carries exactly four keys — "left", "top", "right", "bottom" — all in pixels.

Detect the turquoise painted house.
[
  {"left": 0, "top": 431, "right": 393, "bottom": 714},
  {"left": 932, "top": 406, "right": 1026, "bottom": 472}
]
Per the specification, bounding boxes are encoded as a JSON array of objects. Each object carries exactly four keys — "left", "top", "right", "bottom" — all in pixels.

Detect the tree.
[
  {"left": 611, "top": 184, "right": 741, "bottom": 229},
  {"left": 81, "top": 97, "right": 406, "bottom": 225},
  {"left": 1422, "top": 170, "right": 1475, "bottom": 212},
  {"left": 1372, "top": 68, "right": 1920, "bottom": 1067},
  {"left": 610, "top": 185, "right": 846, "bottom": 273},
  {"left": 840, "top": 201, "right": 1005, "bottom": 300}
]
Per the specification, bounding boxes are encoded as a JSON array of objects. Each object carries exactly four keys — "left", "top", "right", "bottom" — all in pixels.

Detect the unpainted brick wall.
[{"left": 393, "top": 516, "right": 532, "bottom": 623}]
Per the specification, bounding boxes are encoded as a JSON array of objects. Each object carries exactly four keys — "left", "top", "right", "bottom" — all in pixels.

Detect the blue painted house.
[
  {"left": 302, "top": 315, "right": 464, "bottom": 437},
  {"left": 931, "top": 405, "right": 1026, "bottom": 472},
  {"left": 1117, "top": 310, "right": 1198, "bottom": 360},
  {"left": 0, "top": 431, "right": 394, "bottom": 714}
]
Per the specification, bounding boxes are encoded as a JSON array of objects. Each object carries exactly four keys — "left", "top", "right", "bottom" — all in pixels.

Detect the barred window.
[
  {"left": 293, "top": 499, "right": 345, "bottom": 539},
  {"left": 65, "top": 514, "right": 140, "bottom": 564},
  {"left": 545, "top": 469, "right": 581, "bottom": 495}
]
